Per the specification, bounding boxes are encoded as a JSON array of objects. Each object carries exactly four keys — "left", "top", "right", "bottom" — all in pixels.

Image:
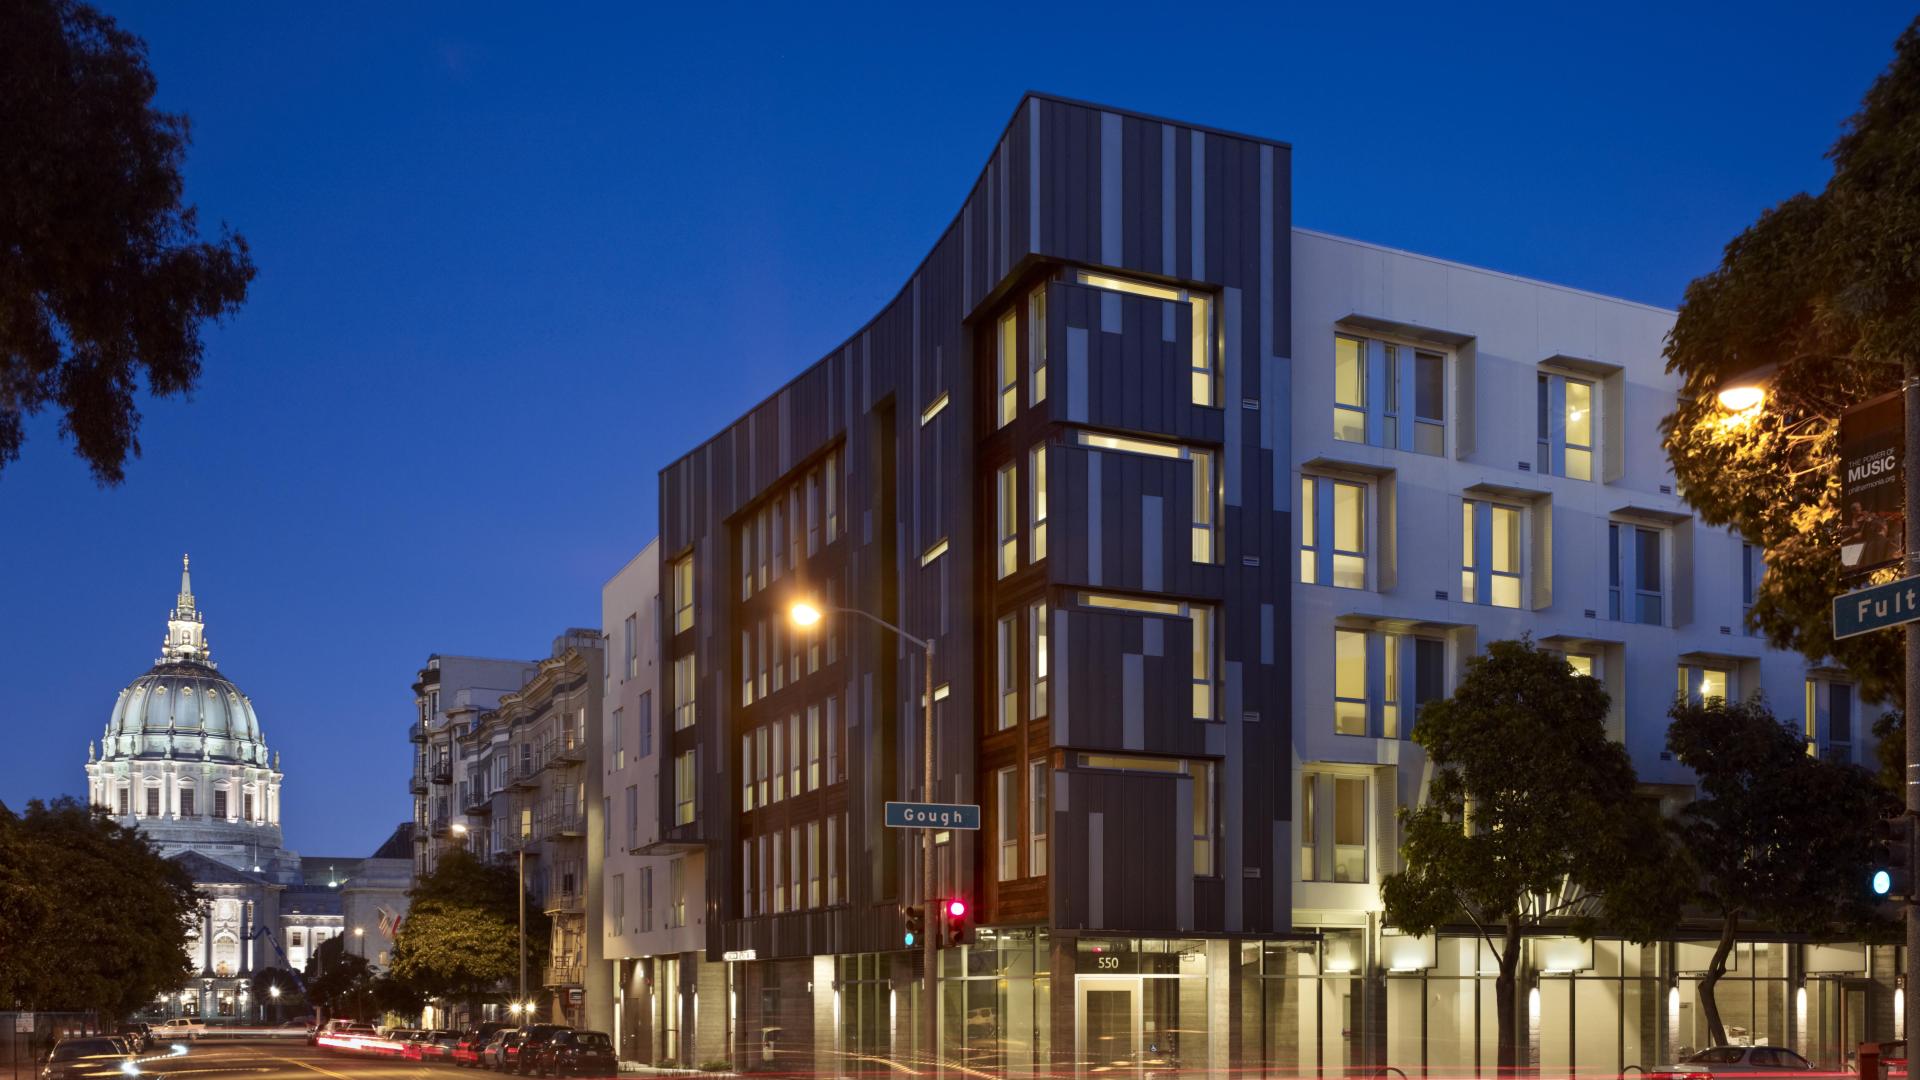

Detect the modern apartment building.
[
  {"left": 642, "top": 93, "right": 1889, "bottom": 1075},
  {"left": 454, "top": 630, "right": 613, "bottom": 1031},
  {"left": 410, "top": 654, "right": 539, "bottom": 878},
  {"left": 601, "top": 542, "right": 722, "bottom": 1066}
]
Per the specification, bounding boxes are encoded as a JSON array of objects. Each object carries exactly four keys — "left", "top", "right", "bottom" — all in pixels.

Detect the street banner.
[{"left": 1839, "top": 390, "right": 1906, "bottom": 576}]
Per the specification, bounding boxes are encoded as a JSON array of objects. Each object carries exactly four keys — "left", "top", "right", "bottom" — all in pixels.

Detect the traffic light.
[
  {"left": 1871, "top": 810, "right": 1917, "bottom": 902},
  {"left": 901, "top": 904, "right": 925, "bottom": 947},
  {"left": 942, "top": 897, "right": 974, "bottom": 947}
]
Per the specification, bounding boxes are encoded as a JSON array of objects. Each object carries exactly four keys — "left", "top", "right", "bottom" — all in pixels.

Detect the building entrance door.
[{"left": 1077, "top": 976, "right": 1143, "bottom": 1075}]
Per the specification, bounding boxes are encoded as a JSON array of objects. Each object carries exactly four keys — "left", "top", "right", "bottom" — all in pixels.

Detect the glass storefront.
[{"left": 939, "top": 929, "right": 1050, "bottom": 1074}]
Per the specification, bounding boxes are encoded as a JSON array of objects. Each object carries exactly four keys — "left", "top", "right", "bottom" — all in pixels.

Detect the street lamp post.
[
  {"left": 1716, "top": 360, "right": 1920, "bottom": 1047},
  {"left": 790, "top": 599, "right": 939, "bottom": 1066}
]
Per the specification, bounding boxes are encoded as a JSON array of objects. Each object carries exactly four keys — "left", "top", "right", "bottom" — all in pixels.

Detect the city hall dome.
[{"left": 96, "top": 556, "right": 271, "bottom": 767}]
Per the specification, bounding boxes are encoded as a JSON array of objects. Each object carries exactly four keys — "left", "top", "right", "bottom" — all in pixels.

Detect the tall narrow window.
[
  {"left": 997, "top": 767, "right": 1019, "bottom": 881},
  {"left": 756, "top": 508, "right": 769, "bottom": 591},
  {"left": 1335, "top": 628, "right": 1367, "bottom": 735},
  {"left": 805, "top": 470, "right": 821, "bottom": 554},
  {"left": 1028, "top": 288, "right": 1048, "bottom": 405},
  {"left": 1029, "top": 443, "right": 1048, "bottom": 563},
  {"left": 1538, "top": 373, "right": 1596, "bottom": 480},
  {"left": 771, "top": 500, "right": 785, "bottom": 581},
  {"left": 806, "top": 705, "right": 821, "bottom": 791},
  {"left": 1609, "top": 523, "right": 1664, "bottom": 625},
  {"left": 1333, "top": 335, "right": 1366, "bottom": 442},
  {"left": 1381, "top": 634, "right": 1402, "bottom": 739},
  {"left": 825, "top": 450, "right": 839, "bottom": 541},
  {"left": 789, "top": 825, "right": 802, "bottom": 912},
  {"left": 826, "top": 696, "right": 840, "bottom": 784},
  {"left": 1412, "top": 350, "right": 1445, "bottom": 455},
  {"left": 1029, "top": 759, "right": 1048, "bottom": 876},
  {"left": 671, "top": 653, "right": 695, "bottom": 730},
  {"left": 1332, "top": 776, "right": 1367, "bottom": 883},
  {"left": 997, "top": 614, "right": 1019, "bottom": 731},
  {"left": 740, "top": 528, "right": 753, "bottom": 602},
  {"left": 756, "top": 727, "right": 769, "bottom": 808},
  {"left": 808, "top": 820, "right": 821, "bottom": 907},
  {"left": 625, "top": 615, "right": 638, "bottom": 679},
  {"left": 1192, "top": 449, "right": 1219, "bottom": 563},
  {"left": 639, "top": 692, "right": 653, "bottom": 757},
  {"left": 741, "top": 735, "right": 754, "bottom": 812},
  {"left": 1635, "top": 527, "right": 1662, "bottom": 625},
  {"left": 1462, "top": 500, "right": 1523, "bottom": 608},
  {"left": 1301, "top": 782, "right": 1317, "bottom": 881},
  {"left": 1190, "top": 605, "right": 1215, "bottom": 722},
  {"left": 997, "top": 462, "right": 1018, "bottom": 578},
  {"left": 613, "top": 706, "right": 626, "bottom": 771},
  {"left": 1028, "top": 601, "right": 1049, "bottom": 720},
  {"left": 1460, "top": 500, "right": 1477, "bottom": 604},
  {"left": 1829, "top": 682, "right": 1855, "bottom": 757},
  {"left": 146, "top": 787, "right": 161, "bottom": 818},
  {"left": 1741, "top": 543, "right": 1764, "bottom": 633},
  {"left": 626, "top": 784, "right": 639, "bottom": 850},
  {"left": 827, "top": 814, "right": 841, "bottom": 905},
  {"left": 740, "top": 630, "right": 754, "bottom": 706},
  {"left": 1301, "top": 475, "right": 1368, "bottom": 589},
  {"left": 788, "top": 712, "right": 802, "bottom": 795},
  {"left": 669, "top": 858, "right": 686, "bottom": 927},
  {"left": 243, "top": 792, "right": 254, "bottom": 821},
  {"left": 773, "top": 830, "right": 786, "bottom": 913},
  {"left": 997, "top": 310, "right": 1019, "bottom": 428},
  {"left": 180, "top": 788, "right": 195, "bottom": 818},
  {"left": 1191, "top": 761, "right": 1216, "bottom": 876},
  {"left": 771, "top": 722, "right": 785, "bottom": 803},
  {"left": 674, "top": 750, "right": 696, "bottom": 826}
]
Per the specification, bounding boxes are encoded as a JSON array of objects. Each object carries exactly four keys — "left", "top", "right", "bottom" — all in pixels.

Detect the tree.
[
  {"left": 0, "top": 797, "right": 199, "bottom": 1018},
  {"left": 1662, "top": 17, "right": 1920, "bottom": 703},
  {"left": 1667, "top": 696, "right": 1892, "bottom": 1046},
  {"left": 0, "top": 0, "right": 255, "bottom": 484},
  {"left": 1381, "top": 639, "right": 1686, "bottom": 1071},
  {"left": 389, "top": 849, "right": 549, "bottom": 1011},
  {"left": 304, "top": 935, "right": 374, "bottom": 1021},
  {"left": 249, "top": 966, "right": 305, "bottom": 1023}
]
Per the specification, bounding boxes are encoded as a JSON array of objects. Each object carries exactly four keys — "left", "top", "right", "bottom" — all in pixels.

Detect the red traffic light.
[{"left": 946, "top": 899, "right": 967, "bottom": 917}]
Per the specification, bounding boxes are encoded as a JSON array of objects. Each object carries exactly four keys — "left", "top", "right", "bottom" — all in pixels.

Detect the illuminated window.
[
  {"left": 921, "top": 391, "right": 949, "bottom": 425},
  {"left": 1299, "top": 782, "right": 1316, "bottom": 880},
  {"left": 772, "top": 830, "right": 786, "bottom": 913},
  {"left": 1679, "top": 664, "right": 1731, "bottom": 705},
  {"left": 1029, "top": 601, "right": 1048, "bottom": 720},
  {"left": 997, "top": 767, "right": 1019, "bottom": 881},
  {"left": 826, "top": 815, "right": 840, "bottom": 906},
  {"left": 921, "top": 537, "right": 949, "bottom": 566},
  {"left": 673, "top": 751, "right": 696, "bottom": 826},
  {"left": 1301, "top": 475, "right": 1367, "bottom": 589},
  {"left": 808, "top": 821, "right": 821, "bottom": 907},
  {"left": 1081, "top": 592, "right": 1182, "bottom": 615},
  {"left": 1191, "top": 449, "right": 1219, "bottom": 563},
  {"left": 1567, "top": 653, "right": 1595, "bottom": 678},
  {"left": 997, "top": 310, "right": 1018, "bottom": 427},
  {"left": 1537, "top": 373, "right": 1595, "bottom": 480},
  {"left": 1462, "top": 500, "right": 1523, "bottom": 608},
  {"left": 741, "top": 735, "right": 754, "bottom": 812},
  {"left": 1030, "top": 759, "right": 1048, "bottom": 876},
  {"left": 1074, "top": 271, "right": 1215, "bottom": 406},
  {"left": 997, "top": 614, "right": 1019, "bottom": 731},
  {"left": 1029, "top": 443, "right": 1048, "bottom": 563},
  {"left": 755, "top": 727, "right": 769, "bottom": 807},
  {"left": 1335, "top": 333, "right": 1446, "bottom": 454},
  {"left": 996, "top": 462, "right": 1018, "bottom": 578},
  {"left": 804, "top": 706, "right": 820, "bottom": 791},
  {"left": 1806, "top": 678, "right": 1855, "bottom": 759},
  {"left": 1190, "top": 605, "right": 1215, "bottom": 722},
  {"left": 739, "top": 629, "right": 754, "bottom": 706},
  {"left": 1335, "top": 629, "right": 1367, "bottom": 736},
  {"left": 1028, "top": 288, "right": 1048, "bottom": 405},
  {"left": 788, "top": 712, "right": 802, "bottom": 796},
  {"left": 1334, "top": 335, "right": 1366, "bottom": 442},
  {"left": 771, "top": 721, "right": 785, "bottom": 803},
  {"left": 1075, "top": 431, "right": 1219, "bottom": 563},
  {"left": 789, "top": 825, "right": 802, "bottom": 912}
]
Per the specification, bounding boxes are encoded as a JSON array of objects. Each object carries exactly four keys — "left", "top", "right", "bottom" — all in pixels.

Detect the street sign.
[
  {"left": 1834, "top": 575, "right": 1920, "bottom": 639},
  {"left": 15, "top": 1012, "right": 33, "bottom": 1033},
  {"left": 885, "top": 801, "right": 981, "bottom": 830}
]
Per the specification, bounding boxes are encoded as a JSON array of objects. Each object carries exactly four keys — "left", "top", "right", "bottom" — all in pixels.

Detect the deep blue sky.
[{"left": 0, "top": 2, "right": 1908, "bottom": 855}]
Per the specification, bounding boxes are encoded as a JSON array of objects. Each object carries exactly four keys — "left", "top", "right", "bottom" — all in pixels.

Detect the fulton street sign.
[
  {"left": 1833, "top": 575, "right": 1920, "bottom": 640},
  {"left": 885, "top": 801, "right": 982, "bottom": 830}
]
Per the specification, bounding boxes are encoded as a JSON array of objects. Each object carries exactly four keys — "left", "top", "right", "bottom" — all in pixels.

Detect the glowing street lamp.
[{"left": 1714, "top": 361, "right": 1776, "bottom": 413}]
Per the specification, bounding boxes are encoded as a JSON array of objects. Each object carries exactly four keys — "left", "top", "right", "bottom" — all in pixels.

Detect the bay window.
[
  {"left": 1461, "top": 499, "right": 1523, "bottom": 608},
  {"left": 1609, "top": 522, "right": 1664, "bottom": 625},
  {"left": 1074, "top": 430, "right": 1219, "bottom": 563},
  {"left": 1073, "top": 270, "right": 1216, "bottom": 406},
  {"left": 1301, "top": 474, "right": 1368, "bottom": 589},
  {"left": 1537, "top": 373, "right": 1595, "bottom": 480},
  {"left": 1333, "top": 332, "right": 1446, "bottom": 454},
  {"left": 1335, "top": 627, "right": 1446, "bottom": 738}
]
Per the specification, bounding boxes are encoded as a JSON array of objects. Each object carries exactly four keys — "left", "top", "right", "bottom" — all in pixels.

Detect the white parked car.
[
  {"left": 1656, "top": 1046, "right": 1820, "bottom": 1078},
  {"left": 156, "top": 1019, "right": 204, "bottom": 1041}
]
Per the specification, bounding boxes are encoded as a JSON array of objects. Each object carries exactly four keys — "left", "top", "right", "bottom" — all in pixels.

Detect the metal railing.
[{"left": 542, "top": 962, "right": 583, "bottom": 986}]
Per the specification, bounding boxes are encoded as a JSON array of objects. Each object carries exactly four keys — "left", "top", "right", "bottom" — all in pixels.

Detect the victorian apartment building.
[
  {"left": 624, "top": 92, "right": 1894, "bottom": 1078},
  {"left": 410, "top": 654, "right": 539, "bottom": 878}
]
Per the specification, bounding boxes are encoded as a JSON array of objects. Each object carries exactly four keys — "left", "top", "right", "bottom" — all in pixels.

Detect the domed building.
[
  {"left": 86, "top": 555, "right": 299, "bottom": 882},
  {"left": 86, "top": 558, "right": 415, "bottom": 1023}
]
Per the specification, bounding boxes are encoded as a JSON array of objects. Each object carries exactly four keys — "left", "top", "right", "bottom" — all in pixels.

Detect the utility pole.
[{"left": 1904, "top": 355, "right": 1918, "bottom": 1050}]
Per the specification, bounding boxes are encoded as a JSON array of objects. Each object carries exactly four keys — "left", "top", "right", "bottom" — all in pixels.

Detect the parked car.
[
  {"left": 483, "top": 1030, "right": 526, "bottom": 1072},
  {"left": 115, "top": 1024, "right": 152, "bottom": 1053},
  {"left": 156, "top": 1018, "right": 204, "bottom": 1041},
  {"left": 423, "top": 1031, "right": 461, "bottom": 1062},
  {"left": 1655, "top": 1046, "right": 1819, "bottom": 1078},
  {"left": 41, "top": 1037, "right": 138, "bottom": 1080},
  {"left": 513, "top": 1026, "right": 572, "bottom": 1075},
  {"left": 454, "top": 1024, "right": 511, "bottom": 1067},
  {"left": 530, "top": 1030, "right": 615, "bottom": 1077}
]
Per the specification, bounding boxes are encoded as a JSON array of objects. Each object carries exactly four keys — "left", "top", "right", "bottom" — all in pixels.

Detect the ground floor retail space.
[{"left": 616, "top": 924, "right": 1903, "bottom": 1075}]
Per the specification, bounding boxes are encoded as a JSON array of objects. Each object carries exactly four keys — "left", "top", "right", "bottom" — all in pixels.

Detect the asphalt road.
[{"left": 140, "top": 1040, "right": 451, "bottom": 1080}]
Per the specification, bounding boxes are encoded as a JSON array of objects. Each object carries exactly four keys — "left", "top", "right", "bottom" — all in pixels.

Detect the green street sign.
[{"left": 1833, "top": 575, "right": 1920, "bottom": 640}]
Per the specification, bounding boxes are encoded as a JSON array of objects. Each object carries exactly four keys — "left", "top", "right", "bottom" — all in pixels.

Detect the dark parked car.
[
  {"left": 531, "top": 1030, "right": 615, "bottom": 1078},
  {"left": 484, "top": 1030, "right": 526, "bottom": 1072},
  {"left": 420, "top": 1031, "right": 460, "bottom": 1062},
  {"left": 512, "top": 1027, "right": 572, "bottom": 1075},
  {"left": 455, "top": 1025, "right": 510, "bottom": 1068},
  {"left": 116, "top": 1024, "right": 152, "bottom": 1053},
  {"left": 41, "top": 1037, "right": 137, "bottom": 1080}
]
